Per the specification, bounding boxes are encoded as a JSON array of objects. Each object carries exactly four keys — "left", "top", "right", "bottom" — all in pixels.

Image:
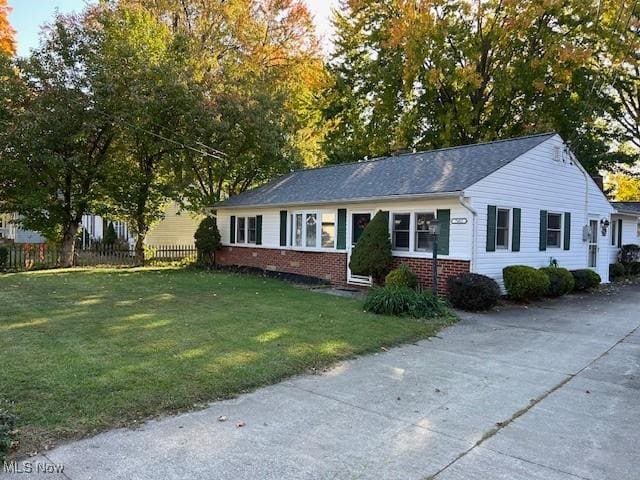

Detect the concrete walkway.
[{"left": 4, "top": 285, "right": 640, "bottom": 480}]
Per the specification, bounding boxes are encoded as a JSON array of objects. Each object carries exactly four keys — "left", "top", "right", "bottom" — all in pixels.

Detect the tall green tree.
[
  {"left": 96, "top": 5, "right": 197, "bottom": 264},
  {"left": 325, "top": 0, "right": 635, "bottom": 172},
  {"left": 0, "top": 12, "right": 115, "bottom": 266}
]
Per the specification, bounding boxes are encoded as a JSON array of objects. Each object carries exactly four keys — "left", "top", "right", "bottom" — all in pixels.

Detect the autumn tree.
[
  {"left": 324, "top": 0, "right": 635, "bottom": 172},
  {"left": 0, "top": 12, "right": 115, "bottom": 266},
  {"left": 123, "top": 0, "right": 329, "bottom": 209},
  {"left": 0, "top": 0, "right": 15, "bottom": 56},
  {"left": 606, "top": 171, "right": 640, "bottom": 201}
]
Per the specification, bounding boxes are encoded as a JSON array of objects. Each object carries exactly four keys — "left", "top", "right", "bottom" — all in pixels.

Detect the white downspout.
[{"left": 459, "top": 193, "right": 477, "bottom": 273}]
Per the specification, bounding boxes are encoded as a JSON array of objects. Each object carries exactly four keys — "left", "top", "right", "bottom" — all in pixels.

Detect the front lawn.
[{"left": 0, "top": 268, "right": 453, "bottom": 455}]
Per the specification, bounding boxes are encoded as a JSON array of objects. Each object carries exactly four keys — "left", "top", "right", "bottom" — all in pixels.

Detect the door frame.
[
  {"left": 347, "top": 210, "right": 374, "bottom": 286},
  {"left": 587, "top": 217, "right": 599, "bottom": 269}
]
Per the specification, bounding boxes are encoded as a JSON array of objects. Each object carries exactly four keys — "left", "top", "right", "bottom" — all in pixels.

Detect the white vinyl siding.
[{"left": 466, "top": 134, "right": 615, "bottom": 285}]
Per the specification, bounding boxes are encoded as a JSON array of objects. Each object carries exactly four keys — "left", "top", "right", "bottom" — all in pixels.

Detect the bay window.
[{"left": 321, "top": 213, "right": 336, "bottom": 248}]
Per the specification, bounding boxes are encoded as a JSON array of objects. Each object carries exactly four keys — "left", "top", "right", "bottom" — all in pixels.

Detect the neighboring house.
[
  {"left": 215, "top": 133, "right": 616, "bottom": 292},
  {"left": 609, "top": 202, "right": 640, "bottom": 264},
  {"left": 1, "top": 202, "right": 201, "bottom": 248}
]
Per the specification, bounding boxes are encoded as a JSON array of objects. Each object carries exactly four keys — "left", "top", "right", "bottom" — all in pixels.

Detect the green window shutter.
[
  {"left": 512, "top": 208, "right": 521, "bottom": 252},
  {"left": 486, "top": 205, "right": 497, "bottom": 252},
  {"left": 336, "top": 209, "right": 347, "bottom": 250},
  {"left": 563, "top": 212, "right": 571, "bottom": 250},
  {"left": 437, "top": 209, "right": 450, "bottom": 255},
  {"left": 256, "top": 215, "right": 263, "bottom": 245},
  {"left": 230, "top": 216, "right": 236, "bottom": 244},
  {"left": 617, "top": 219, "right": 623, "bottom": 247},
  {"left": 279, "top": 210, "right": 287, "bottom": 246},
  {"left": 539, "top": 210, "right": 548, "bottom": 251}
]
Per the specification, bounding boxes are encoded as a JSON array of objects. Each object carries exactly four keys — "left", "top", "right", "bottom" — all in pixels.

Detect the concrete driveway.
[{"left": 4, "top": 285, "right": 640, "bottom": 480}]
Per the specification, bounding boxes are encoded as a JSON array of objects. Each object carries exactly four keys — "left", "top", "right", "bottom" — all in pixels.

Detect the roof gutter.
[{"left": 215, "top": 191, "right": 463, "bottom": 210}]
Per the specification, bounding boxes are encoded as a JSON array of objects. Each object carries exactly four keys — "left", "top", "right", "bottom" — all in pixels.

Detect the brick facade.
[
  {"left": 217, "top": 246, "right": 470, "bottom": 294},
  {"left": 216, "top": 246, "right": 349, "bottom": 286},
  {"left": 391, "top": 257, "right": 471, "bottom": 295}
]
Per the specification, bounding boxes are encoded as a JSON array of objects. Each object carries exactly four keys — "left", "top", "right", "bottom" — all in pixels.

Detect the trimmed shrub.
[
  {"left": 619, "top": 244, "right": 640, "bottom": 264},
  {"left": 194, "top": 216, "right": 222, "bottom": 266},
  {"left": 609, "top": 262, "right": 626, "bottom": 280},
  {"left": 363, "top": 286, "right": 449, "bottom": 318},
  {"left": 385, "top": 264, "right": 418, "bottom": 289},
  {"left": 349, "top": 210, "right": 393, "bottom": 283},
  {"left": 626, "top": 261, "right": 640, "bottom": 276},
  {"left": 447, "top": 273, "right": 501, "bottom": 311},
  {"left": 503, "top": 265, "right": 550, "bottom": 301},
  {"left": 540, "top": 267, "right": 575, "bottom": 297},
  {"left": 0, "top": 412, "right": 17, "bottom": 462},
  {"left": 0, "top": 247, "right": 8, "bottom": 269},
  {"left": 571, "top": 269, "right": 601, "bottom": 291},
  {"left": 103, "top": 222, "right": 118, "bottom": 246}
]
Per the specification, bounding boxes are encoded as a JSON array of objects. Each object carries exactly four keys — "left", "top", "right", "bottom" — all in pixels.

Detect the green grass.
[{"left": 0, "top": 268, "right": 453, "bottom": 454}]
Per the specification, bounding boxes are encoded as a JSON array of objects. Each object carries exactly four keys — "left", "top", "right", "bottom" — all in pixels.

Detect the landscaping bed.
[{"left": 0, "top": 267, "right": 451, "bottom": 457}]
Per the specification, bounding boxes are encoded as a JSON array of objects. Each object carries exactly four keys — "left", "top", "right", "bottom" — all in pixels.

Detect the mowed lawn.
[{"left": 0, "top": 268, "right": 452, "bottom": 454}]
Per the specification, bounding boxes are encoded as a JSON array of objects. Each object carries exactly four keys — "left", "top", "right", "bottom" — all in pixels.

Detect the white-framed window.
[
  {"left": 415, "top": 212, "right": 436, "bottom": 252},
  {"left": 392, "top": 213, "right": 410, "bottom": 251},
  {"left": 496, "top": 208, "right": 510, "bottom": 249},
  {"left": 247, "top": 217, "right": 257, "bottom": 244},
  {"left": 547, "top": 212, "right": 562, "bottom": 248},
  {"left": 290, "top": 210, "right": 337, "bottom": 250},
  {"left": 321, "top": 213, "right": 336, "bottom": 248},
  {"left": 236, "top": 217, "right": 246, "bottom": 243}
]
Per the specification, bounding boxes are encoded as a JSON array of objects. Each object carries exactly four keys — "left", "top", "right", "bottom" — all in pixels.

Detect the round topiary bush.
[
  {"left": 570, "top": 269, "right": 601, "bottom": 291},
  {"left": 385, "top": 264, "right": 418, "bottom": 289},
  {"left": 194, "top": 216, "right": 222, "bottom": 266},
  {"left": 447, "top": 273, "right": 501, "bottom": 311},
  {"left": 503, "top": 265, "right": 550, "bottom": 301},
  {"left": 540, "top": 267, "right": 575, "bottom": 297},
  {"left": 609, "top": 262, "right": 625, "bottom": 281}
]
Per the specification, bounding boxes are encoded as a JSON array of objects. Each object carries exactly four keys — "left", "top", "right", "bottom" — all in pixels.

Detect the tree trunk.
[
  {"left": 59, "top": 223, "right": 79, "bottom": 268},
  {"left": 134, "top": 232, "right": 146, "bottom": 267}
]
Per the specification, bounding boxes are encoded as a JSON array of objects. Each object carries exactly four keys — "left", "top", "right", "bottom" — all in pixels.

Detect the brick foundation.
[
  {"left": 391, "top": 257, "right": 471, "bottom": 295},
  {"left": 216, "top": 246, "right": 470, "bottom": 295},
  {"left": 216, "top": 246, "right": 349, "bottom": 286}
]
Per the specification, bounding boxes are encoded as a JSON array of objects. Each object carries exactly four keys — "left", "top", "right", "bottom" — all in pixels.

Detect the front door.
[
  {"left": 347, "top": 212, "right": 372, "bottom": 285},
  {"left": 588, "top": 219, "right": 598, "bottom": 268}
]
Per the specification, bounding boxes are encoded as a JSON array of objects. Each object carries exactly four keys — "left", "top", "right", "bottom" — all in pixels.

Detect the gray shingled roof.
[
  {"left": 217, "top": 133, "right": 556, "bottom": 208},
  {"left": 612, "top": 202, "right": 640, "bottom": 215}
]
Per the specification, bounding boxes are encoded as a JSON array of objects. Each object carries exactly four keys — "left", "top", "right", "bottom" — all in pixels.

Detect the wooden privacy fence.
[{"left": 0, "top": 244, "right": 198, "bottom": 272}]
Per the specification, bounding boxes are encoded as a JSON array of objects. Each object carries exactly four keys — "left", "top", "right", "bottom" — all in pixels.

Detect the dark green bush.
[
  {"left": 385, "top": 264, "right": 418, "bottom": 289},
  {"left": 447, "top": 273, "right": 501, "bottom": 311},
  {"left": 503, "top": 265, "right": 550, "bottom": 301},
  {"left": 103, "top": 222, "right": 118, "bottom": 246},
  {"left": 349, "top": 211, "right": 393, "bottom": 284},
  {"left": 609, "top": 262, "right": 626, "bottom": 280},
  {"left": 0, "top": 412, "right": 17, "bottom": 462},
  {"left": 570, "top": 269, "right": 601, "bottom": 291},
  {"left": 627, "top": 261, "right": 640, "bottom": 276},
  {"left": 194, "top": 216, "right": 222, "bottom": 266},
  {"left": 540, "top": 267, "right": 575, "bottom": 297},
  {"left": 0, "top": 247, "right": 8, "bottom": 269},
  {"left": 619, "top": 244, "right": 640, "bottom": 264},
  {"left": 364, "top": 286, "right": 449, "bottom": 318}
]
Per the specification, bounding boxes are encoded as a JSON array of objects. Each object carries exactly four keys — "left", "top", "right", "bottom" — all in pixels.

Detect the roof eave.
[{"left": 215, "top": 191, "right": 463, "bottom": 210}]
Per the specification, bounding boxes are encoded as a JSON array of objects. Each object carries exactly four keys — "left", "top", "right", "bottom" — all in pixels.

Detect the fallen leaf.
[
  {"left": 236, "top": 421, "right": 246, "bottom": 428},
  {"left": 218, "top": 415, "right": 228, "bottom": 422}
]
